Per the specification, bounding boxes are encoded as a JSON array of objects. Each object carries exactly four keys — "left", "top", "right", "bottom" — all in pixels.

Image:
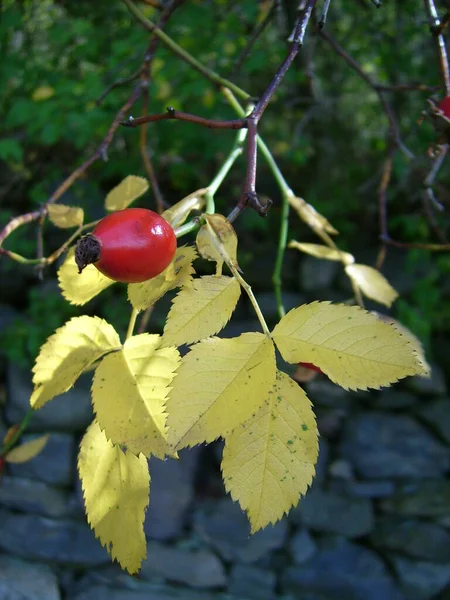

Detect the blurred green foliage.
[{"left": 1, "top": 0, "right": 450, "bottom": 366}]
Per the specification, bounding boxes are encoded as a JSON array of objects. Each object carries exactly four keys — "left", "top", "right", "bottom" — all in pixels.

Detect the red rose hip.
[
  {"left": 438, "top": 96, "right": 450, "bottom": 119},
  {"left": 75, "top": 208, "right": 177, "bottom": 283}
]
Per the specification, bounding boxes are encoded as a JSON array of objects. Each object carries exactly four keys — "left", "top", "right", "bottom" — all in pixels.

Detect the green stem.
[
  {"left": 174, "top": 218, "right": 202, "bottom": 238},
  {"left": 126, "top": 307, "right": 139, "bottom": 340},
  {"left": 0, "top": 408, "right": 34, "bottom": 458},
  {"left": 231, "top": 268, "right": 271, "bottom": 336},
  {"left": 208, "top": 128, "right": 249, "bottom": 197},
  {"left": 122, "top": 0, "right": 250, "bottom": 101}
]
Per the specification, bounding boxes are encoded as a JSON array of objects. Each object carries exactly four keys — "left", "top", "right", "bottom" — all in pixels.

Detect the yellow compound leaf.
[
  {"left": 31, "top": 316, "right": 120, "bottom": 409},
  {"left": 196, "top": 213, "right": 238, "bottom": 274},
  {"left": 222, "top": 371, "right": 318, "bottom": 532},
  {"left": 48, "top": 204, "right": 84, "bottom": 229},
  {"left": 58, "top": 247, "right": 115, "bottom": 306},
  {"left": 289, "top": 241, "right": 354, "bottom": 264},
  {"left": 78, "top": 421, "right": 149, "bottom": 574},
  {"left": 128, "top": 246, "right": 197, "bottom": 311},
  {"left": 163, "top": 275, "right": 241, "bottom": 347},
  {"left": 104, "top": 175, "right": 149, "bottom": 211},
  {"left": 92, "top": 334, "right": 180, "bottom": 458},
  {"left": 272, "top": 301, "right": 426, "bottom": 391},
  {"left": 288, "top": 196, "right": 338, "bottom": 235},
  {"left": 345, "top": 264, "right": 399, "bottom": 307},
  {"left": 5, "top": 434, "right": 50, "bottom": 464},
  {"left": 162, "top": 189, "right": 206, "bottom": 228},
  {"left": 166, "top": 333, "right": 276, "bottom": 450}
]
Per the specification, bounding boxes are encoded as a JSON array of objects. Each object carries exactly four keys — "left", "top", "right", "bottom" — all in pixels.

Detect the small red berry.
[
  {"left": 438, "top": 96, "right": 450, "bottom": 119},
  {"left": 75, "top": 208, "right": 177, "bottom": 283}
]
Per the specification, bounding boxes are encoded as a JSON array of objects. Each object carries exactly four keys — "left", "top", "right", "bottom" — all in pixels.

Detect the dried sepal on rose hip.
[{"left": 75, "top": 208, "right": 177, "bottom": 283}]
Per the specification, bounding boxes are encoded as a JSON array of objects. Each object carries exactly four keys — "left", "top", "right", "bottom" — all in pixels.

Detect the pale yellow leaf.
[
  {"left": 196, "top": 213, "right": 238, "bottom": 274},
  {"left": 47, "top": 204, "right": 84, "bottom": 229},
  {"left": 345, "top": 264, "right": 398, "bottom": 307},
  {"left": 30, "top": 316, "right": 120, "bottom": 409},
  {"left": 128, "top": 246, "right": 197, "bottom": 311},
  {"left": 289, "top": 241, "right": 354, "bottom": 264},
  {"left": 162, "top": 189, "right": 206, "bottom": 228},
  {"left": 105, "top": 175, "right": 149, "bottom": 211},
  {"left": 78, "top": 421, "right": 149, "bottom": 574},
  {"left": 222, "top": 371, "right": 318, "bottom": 532},
  {"left": 288, "top": 196, "right": 338, "bottom": 235},
  {"left": 166, "top": 333, "right": 276, "bottom": 450},
  {"left": 58, "top": 247, "right": 115, "bottom": 306},
  {"left": 5, "top": 434, "right": 50, "bottom": 464},
  {"left": 162, "top": 275, "right": 241, "bottom": 347},
  {"left": 92, "top": 334, "right": 180, "bottom": 458},
  {"left": 373, "top": 312, "right": 431, "bottom": 377},
  {"left": 272, "top": 301, "right": 426, "bottom": 391},
  {"left": 32, "top": 85, "right": 55, "bottom": 102}
]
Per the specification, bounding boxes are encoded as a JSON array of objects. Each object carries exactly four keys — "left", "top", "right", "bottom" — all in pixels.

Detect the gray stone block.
[
  {"left": 0, "top": 554, "right": 60, "bottom": 600},
  {"left": 6, "top": 362, "right": 93, "bottom": 432},
  {"left": 8, "top": 432, "right": 75, "bottom": 487}
]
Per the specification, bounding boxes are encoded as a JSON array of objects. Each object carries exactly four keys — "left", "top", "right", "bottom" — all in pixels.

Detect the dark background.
[{"left": 0, "top": 1, "right": 450, "bottom": 599}]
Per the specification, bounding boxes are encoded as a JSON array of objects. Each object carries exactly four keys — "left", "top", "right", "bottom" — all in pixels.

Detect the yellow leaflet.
[
  {"left": 31, "top": 316, "right": 120, "bottom": 409},
  {"left": 162, "top": 189, "right": 206, "bottom": 228},
  {"left": 163, "top": 275, "right": 241, "bottom": 347},
  {"left": 5, "top": 434, "right": 50, "bottom": 464},
  {"left": 288, "top": 196, "right": 338, "bottom": 235},
  {"left": 104, "top": 175, "right": 149, "bottom": 211},
  {"left": 196, "top": 213, "right": 239, "bottom": 274},
  {"left": 222, "top": 371, "right": 318, "bottom": 532},
  {"left": 373, "top": 312, "right": 431, "bottom": 377},
  {"left": 78, "top": 421, "right": 149, "bottom": 574},
  {"left": 166, "top": 333, "right": 276, "bottom": 450},
  {"left": 289, "top": 241, "right": 354, "bottom": 265},
  {"left": 345, "top": 264, "right": 398, "bottom": 307},
  {"left": 58, "top": 247, "right": 114, "bottom": 306},
  {"left": 92, "top": 334, "right": 180, "bottom": 458},
  {"left": 48, "top": 204, "right": 84, "bottom": 229},
  {"left": 128, "top": 246, "right": 196, "bottom": 311},
  {"left": 32, "top": 85, "right": 55, "bottom": 102},
  {"left": 272, "top": 301, "right": 426, "bottom": 391}
]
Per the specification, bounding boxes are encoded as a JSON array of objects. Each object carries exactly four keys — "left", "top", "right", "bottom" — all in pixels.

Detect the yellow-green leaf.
[
  {"left": 163, "top": 275, "right": 241, "bottom": 347},
  {"left": 162, "top": 189, "right": 206, "bottom": 228},
  {"left": 222, "top": 371, "right": 318, "bottom": 532},
  {"left": 166, "top": 333, "right": 276, "bottom": 450},
  {"left": 32, "top": 85, "right": 55, "bottom": 102},
  {"left": 288, "top": 196, "right": 338, "bottom": 235},
  {"left": 31, "top": 316, "right": 120, "bottom": 409},
  {"left": 105, "top": 175, "right": 149, "bottom": 211},
  {"left": 345, "top": 264, "right": 398, "bottom": 307},
  {"left": 196, "top": 213, "right": 238, "bottom": 274},
  {"left": 58, "top": 247, "right": 115, "bottom": 306},
  {"left": 5, "top": 434, "right": 50, "bottom": 464},
  {"left": 128, "top": 246, "right": 196, "bottom": 311},
  {"left": 289, "top": 241, "right": 354, "bottom": 264},
  {"left": 373, "top": 312, "right": 431, "bottom": 377},
  {"left": 78, "top": 421, "right": 149, "bottom": 574},
  {"left": 92, "top": 334, "right": 180, "bottom": 458},
  {"left": 48, "top": 204, "right": 84, "bottom": 229},
  {"left": 272, "top": 301, "right": 426, "bottom": 391}
]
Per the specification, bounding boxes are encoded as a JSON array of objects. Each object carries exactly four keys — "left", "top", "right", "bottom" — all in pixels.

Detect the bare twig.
[
  {"left": 319, "top": 0, "right": 332, "bottom": 29},
  {"left": 424, "top": 0, "right": 450, "bottom": 95},
  {"left": 96, "top": 67, "right": 142, "bottom": 105},
  {"left": 122, "top": 108, "right": 246, "bottom": 129}
]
